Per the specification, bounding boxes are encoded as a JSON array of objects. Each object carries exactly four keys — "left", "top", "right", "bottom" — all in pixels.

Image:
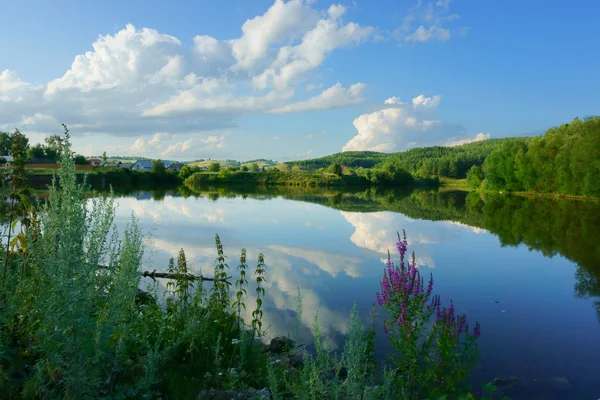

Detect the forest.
[
  {"left": 481, "top": 116, "right": 600, "bottom": 197},
  {"left": 285, "top": 138, "right": 525, "bottom": 179}
]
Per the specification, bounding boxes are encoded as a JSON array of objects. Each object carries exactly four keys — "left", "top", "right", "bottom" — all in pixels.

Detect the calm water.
[{"left": 109, "top": 187, "right": 600, "bottom": 399}]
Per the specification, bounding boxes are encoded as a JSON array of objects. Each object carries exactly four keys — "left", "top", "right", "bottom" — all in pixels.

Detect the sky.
[{"left": 1, "top": 0, "right": 599, "bottom": 161}]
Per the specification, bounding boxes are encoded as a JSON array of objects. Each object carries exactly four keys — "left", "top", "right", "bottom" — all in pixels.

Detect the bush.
[
  {"left": 0, "top": 134, "right": 270, "bottom": 399},
  {"left": 466, "top": 165, "right": 484, "bottom": 189}
]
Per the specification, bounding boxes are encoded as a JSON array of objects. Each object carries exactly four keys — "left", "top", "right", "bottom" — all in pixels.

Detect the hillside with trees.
[
  {"left": 284, "top": 138, "right": 527, "bottom": 179},
  {"left": 482, "top": 116, "right": 600, "bottom": 197}
]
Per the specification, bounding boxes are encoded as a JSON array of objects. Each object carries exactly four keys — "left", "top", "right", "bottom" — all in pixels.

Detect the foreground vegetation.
[{"left": 0, "top": 129, "right": 505, "bottom": 399}]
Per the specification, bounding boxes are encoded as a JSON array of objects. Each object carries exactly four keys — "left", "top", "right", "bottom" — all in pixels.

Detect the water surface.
[{"left": 109, "top": 187, "right": 600, "bottom": 399}]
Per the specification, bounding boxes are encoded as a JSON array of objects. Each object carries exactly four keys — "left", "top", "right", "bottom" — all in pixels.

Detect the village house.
[
  {"left": 131, "top": 160, "right": 153, "bottom": 171},
  {"left": 168, "top": 162, "right": 185, "bottom": 171}
]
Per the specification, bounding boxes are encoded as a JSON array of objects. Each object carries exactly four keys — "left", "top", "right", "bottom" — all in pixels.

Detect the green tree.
[
  {"left": 217, "top": 168, "right": 231, "bottom": 179},
  {"left": 152, "top": 159, "right": 167, "bottom": 174},
  {"left": 28, "top": 143, "right": 46, "bottom": 159},
  {"left": 249, "top": 163, "right": 259, "bottom": 172},
  {"left": 178, "top": 165, "right": 194, "bottom": 180},
  {"left": 208, "top": 162, "right": 220, "bottom": 172},
  {"left": 241, "top": 165, "right": 249, "bottom": 172},
  {"left": 0, "top": 131, "right": 11, "bottom": 155},
  {"left": 9, "top": 129, "right": 31, "bottom": 198},
  {"left": 73, "top": 154, "right": 89, "bottom": 165},
  {"left": 44, "top": 134, "right": 65, "bottom": 159},
  {"left": 466, "top": 165, "right": 484, "bottom": 189},
  {"left": 328, "top": 162, "right": 343, "bottom": 176},
  {"left": 44, "top": 146, "right": 58, "bottom": 161},
  {"left": 101, "top": 151, "right": 108, "bottom": 163}
]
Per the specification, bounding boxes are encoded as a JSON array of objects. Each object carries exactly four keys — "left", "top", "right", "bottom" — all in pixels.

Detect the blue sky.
[{"left": 1, "top": 0, "right": 598, "bottom": 161}]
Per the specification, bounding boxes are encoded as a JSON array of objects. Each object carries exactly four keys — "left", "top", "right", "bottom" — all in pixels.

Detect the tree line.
[
  {"left": 0, "top": 130, "right": 89, "bottom": 165},
  {"left": 472, "top": 116, "right": 600, "bottom": 197},
  {"left": 284, "top": 139, "right": 524, "bottom": 179}
]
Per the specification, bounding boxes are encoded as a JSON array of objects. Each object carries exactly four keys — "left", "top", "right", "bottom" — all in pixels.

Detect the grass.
[{"left": 440, "top": 177, "right": 470, "bottom": 191}]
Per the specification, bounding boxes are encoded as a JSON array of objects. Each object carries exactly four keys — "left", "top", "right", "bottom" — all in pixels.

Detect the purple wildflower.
[
  {"left": 473, "top": 322, "right": 481, "bottom": 338},
  {"left": 397, "top": 302, "right": 408, "bottom": 326},
  {"left": 426, "top": 274, "right": 434, "bottom": 296}
]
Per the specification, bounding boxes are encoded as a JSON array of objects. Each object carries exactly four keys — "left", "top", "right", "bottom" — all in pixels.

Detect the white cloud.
[
  {"left": 269, "top": 82, "right": 366, "bottom": 113},
  {"left": 342, "top": 94, "right": 476, "bottom": 152},
  {"left": 231, "top": 0, "right": 319, "bottom": 71},
  {"left": 445, "top": 132, "right": 491, "bottom": 147},
  {"left": 405, "top": 25, "right": 451, "bottom": 43},
  {"left": 394, "top": 0, "right": 463, "bottom": 43},
  {"left": 384, "top": 96, "right": 404, "bottom": 105},
  {"left": 161, "top": 135, "right": 225, "bottom": 157},
  {"left": 148, "top": 132, "right": 172, "bottom": 146},
  {"left": 0, "top": 70, "right": 31, "bottom": 96},
  {"left": 130, "top": 138, "right": 148, "bottom": 154},
  {"left": 0, "top": 0, "right": 376, "bottom": 158},
  {"left": 327, "top": 4, "right": 347, "bottom": 20},
  {"left": 412, "top": 94, "right": 441, "bottom": 109},
  {"left": 251, "top": 10, "right": 373, "bottom": 90},
  {"left": 45, "top": 24, "right": 182, "bottom": 95}
]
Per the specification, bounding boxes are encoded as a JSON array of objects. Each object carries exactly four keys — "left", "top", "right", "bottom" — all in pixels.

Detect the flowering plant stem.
[{"left": 377, "top": 230, "right": 481, "bottom": 398}]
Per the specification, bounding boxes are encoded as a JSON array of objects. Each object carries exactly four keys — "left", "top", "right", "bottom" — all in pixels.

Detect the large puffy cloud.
[
  {"left": 342, "top": 94, "right": 488, "bottom": 152},
  {"left": 0, "top": 1, "right": 373, "bottom": 158}
]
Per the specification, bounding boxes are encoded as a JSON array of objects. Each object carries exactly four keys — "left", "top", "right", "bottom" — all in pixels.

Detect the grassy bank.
[{"left": 440, "top": 177, "right": 470, "bottom": 191}]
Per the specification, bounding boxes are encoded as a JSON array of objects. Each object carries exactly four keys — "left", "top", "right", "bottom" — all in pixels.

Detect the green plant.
[
  {"left": 377, "top": 231, "right": 480, "bottom": 398},
  {"left": 251, "top": 253, "right": 266, "bottom": 336},
  {"left": 233, "top": 249, "right": 249, "bottom": 327}
]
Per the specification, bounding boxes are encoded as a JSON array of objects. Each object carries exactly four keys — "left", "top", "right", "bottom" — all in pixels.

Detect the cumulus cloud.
[
  {"left": 342, "top": 94, "right": 477, "bottom": 152},
  {"left": 384, "top": 96, "right": 404, "bottom": 105},
  {"left": 412, "top": 94, "right": 441, "bottom": 109},
  {"left": 0, "top": 0, "right": 375, "bottom": 158}
]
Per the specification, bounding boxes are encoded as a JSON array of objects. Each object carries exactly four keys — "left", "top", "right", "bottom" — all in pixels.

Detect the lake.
[{"left": 108, "top": 186, "right": 600, "bottom": 399}]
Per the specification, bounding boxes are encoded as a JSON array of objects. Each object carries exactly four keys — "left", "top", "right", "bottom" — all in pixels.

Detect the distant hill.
[
  {"left": 98, "top": 137, "right": 530, "bottom": 179},
  {"left": 284, "top": 138, "right": 530, "bottom": 179},
  {"left": 242, "top": 158, "right": 277, "bottom": 166}
]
